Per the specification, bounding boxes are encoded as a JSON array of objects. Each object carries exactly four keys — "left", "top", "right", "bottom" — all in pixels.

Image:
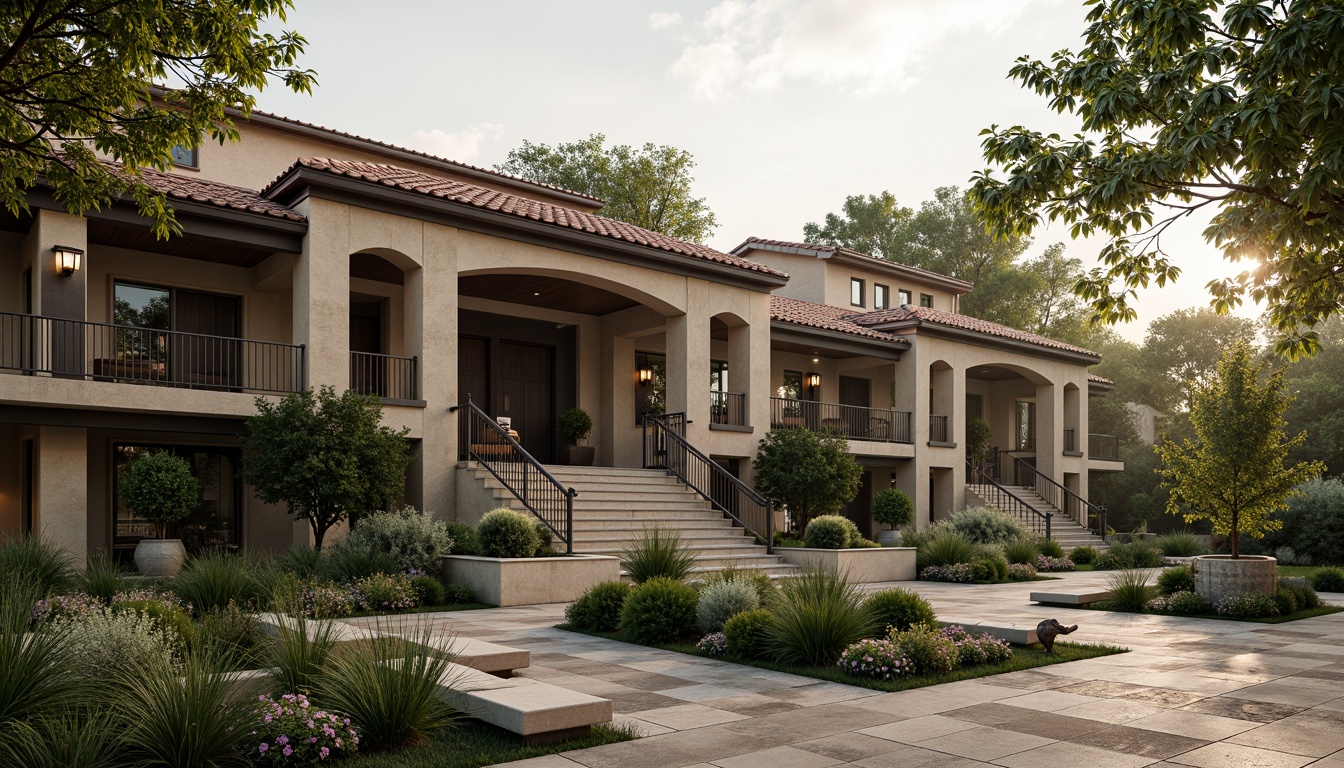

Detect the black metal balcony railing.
[
  {"left": 350, "top": 352, "right": 418, "bottom": 401},
  {"left": 769, "top": 397, "right": 912, "bottom": 443},
  {"left": 709, "top": 390, "right": 746, "bottom": 427},
  {"left": 1090, "top": 433, "right": 1120, "bottom": 460},
  {"left": 929, "top": 414, "right": 950, "bottom": 443},
  {"left": 0, "top": 312, "right": 304, "bottom": 394},
  {"left": 1063, "top": 427, "right": 1078, "bottom": 453}
]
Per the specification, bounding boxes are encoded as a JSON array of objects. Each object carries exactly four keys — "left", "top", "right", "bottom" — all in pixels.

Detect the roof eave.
[
  {"left": 769, "top": 321, "right": 910, "bottom": 360},
  {"left": 870, "top": 318, "right": 1101, "bottom": 365}
]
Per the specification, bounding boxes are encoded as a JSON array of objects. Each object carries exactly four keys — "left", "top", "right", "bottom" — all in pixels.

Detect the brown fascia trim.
[
  {"left": 877, "top": 319, "right": 1101, "bottom": 366},
  {"left": 735, "top": 241, "right": 973, "bottom": 294},
  {"left": 770, "top": 322, "right": 908, "bottom": 360},
  {"left": 1088, "top": 379, "right": 1117, "bottom": 394},
  {"left": 269, "top": 167, "right": 790, "bottom": 293}
]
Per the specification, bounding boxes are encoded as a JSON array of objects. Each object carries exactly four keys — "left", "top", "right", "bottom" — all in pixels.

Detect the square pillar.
[
  {"left": 665, "top": 312, "right": 710, "bottom": 427},
  {"left": 23, "top": 210, "right": 88, "bottom": 376},
  {"left": 35, "top": 426, "right": 88, "bottom": 562},
  {"left": 1035, "top": 381, "right": 1061, "bottom": 480},
  {"left": 292, "top": 199, "right": 350, "bottom": 391},
  {"left": 417, "top": 224, "right": 458, "bottom": 517}
]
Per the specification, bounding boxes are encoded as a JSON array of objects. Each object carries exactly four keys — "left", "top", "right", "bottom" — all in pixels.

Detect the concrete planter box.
[
  {"left": 1193, "top": 554, "right": 1278, "bottom": 603},
  {"left": 442, "top": 554, "right": 620, "bottom": 607},
  {"left": 776, "top": 546, "right": 917, "bottom": 583}
]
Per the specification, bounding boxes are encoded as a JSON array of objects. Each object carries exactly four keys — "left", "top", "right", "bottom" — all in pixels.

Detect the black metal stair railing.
[
  {"left": 965, "top": 457, "right": 1052, "bottom": 539},
  {"left": 1011, "top": 456, "right": 1108, "bottom": 537},
  {"left": 643, "top": 412, "right": 773, "bottom": 553},
  {"left": 450, "top": 397, "right": 577, "bottom": 553}
]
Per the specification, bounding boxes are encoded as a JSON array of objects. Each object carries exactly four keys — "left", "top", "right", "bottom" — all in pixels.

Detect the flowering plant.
[
  {"left": 938, "top": 625, "right": 1013, "bottom": 665},
  {"left": 1215, "top": 591, "right": 1278, "bottom": 619},
  {"left": 1035, "top": 555, "right": 1075, "bottom": 572},
  {"left": 889, "top": 624, "right": 957, "bottom": 674},
  {"left": 250, "top": 693, "right": 359, "bottom": 764},
  {"left": 1006, "top": 563, "right": 1038, "bottom": 581},
  {"left": 696, "top": 632, "right": 728, "bottom": 656},
  {"left": 351, "top": 573, "right": 418, "bottom": 612},
  {"left": 919, "top": 564, "right": 976, "bottom": 583},
  {"left": 300, "top": 583, "right": 355, "bottom": 619},
  {"left": 31, "top": 592, "right": 104, "bottom": 624},
  {"left": 113, "top": 587, "right": 191, "bottom": 614},
  {"left": 837, "top": 638, "right": 911, "bottom": 680}
]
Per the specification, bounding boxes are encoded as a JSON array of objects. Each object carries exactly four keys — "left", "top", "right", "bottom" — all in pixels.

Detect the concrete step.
[
  {"left": 580, "top": 543, "right": 771, "bottom": 557},
  {"left": 571, "top": 509, "right": 730, "bottom": 521},
  {"left": 571, "top": 517, "right": 735, "bottom": 531}
]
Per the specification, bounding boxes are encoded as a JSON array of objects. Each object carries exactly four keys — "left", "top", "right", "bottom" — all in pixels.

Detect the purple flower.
[
  {"left": 283, "top": 745, "right": 293, "bottom": 757},
  {"left": 258, "top": 743, "right": 269, "bottom": 754},
  {"left": 320, "top": 746, "right": 330, "bottom": 759}
]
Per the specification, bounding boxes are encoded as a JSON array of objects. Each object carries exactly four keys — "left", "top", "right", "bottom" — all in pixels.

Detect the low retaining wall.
[
  {"left": 776, "top": 546, "right": 917, "bottom": 583},
  {"left": 1193, "top": 554, "right": 1277, "bottom": 603},
  {"left": 442, "top": 554, "right": 621, "bottom": 607}
]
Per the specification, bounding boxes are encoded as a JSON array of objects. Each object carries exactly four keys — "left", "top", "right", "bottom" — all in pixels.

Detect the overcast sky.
[{"left": 255, "top": 0, "right": 1258, "bottom": 342}]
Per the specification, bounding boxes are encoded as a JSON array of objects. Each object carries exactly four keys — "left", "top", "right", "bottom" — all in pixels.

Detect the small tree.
[
  {"left": 872, "top": 488, "right": 914, "bottom": 532},
  {"left": 557, "top": 407, "right": 593, "bottom": 446},
  {"left": 241, "top": 387, "right": 412, "bottom": 550},
  {"left": 1156, "top": 342, "right": 1324, "bottom": 558},
  {"left": 753, "top": 428, "right": 862, "bottom": 531},
  {"left": 120, "top": 451, "right": 199, "bottom": 539},
  {"left": 965, "top": 417, "right": 992, "bottom": 465}
]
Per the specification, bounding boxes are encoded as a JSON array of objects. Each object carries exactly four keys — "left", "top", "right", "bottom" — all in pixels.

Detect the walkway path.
[{"left": 353, "top": 573, "right": 1344, "bottom": 768}]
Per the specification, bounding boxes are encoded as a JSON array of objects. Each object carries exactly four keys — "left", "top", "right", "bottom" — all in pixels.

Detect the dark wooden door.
[
  {"left": 839, "top": 375, "right": 871, "bottom": 437},
  {"left": 843, "top": 470, "right": 874, "bottom": 539},
  {"left": 173, "top": 290, "right": 241, "bottom": 388},
  {"left": 499, "top": 341, "right": 554, "bottom": 463},
  {"left": 458, "top": 336, "right": 490, "bottom": 408}
]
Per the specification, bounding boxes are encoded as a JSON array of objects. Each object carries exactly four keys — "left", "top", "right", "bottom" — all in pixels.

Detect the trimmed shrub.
[
  {"left": 535, "top": 521, "right": 555, "bottom": 556},
  {"left": 1280, "top": 577, "right": 1321, "bottom": 609},
  {"left": 620, "top": 577, "right": 699, "bottom": 644},
  {"left": 565, "top": 581, "right": 631, "bottom": 632},
  {"left": 1038, "top": 538, "right": 1065, "bottom": 558},
  {"left": 621, "top": 527, "right": 696, "bottom": 584},
  {"left": 872, "top": 488, "right": 914, "bottom": 531},
  {"left": 940, "top": 624, "right": 1013, "bottom": 665},
  {"left": 971, "top": 553, "right": 1010, "bottom": 583},
  {"left": 0, "top": 536, "right": 74, "bottom": 596},
  {"left": 864, "top": 588, "right": 936, "bottom": 633},
  {"left": 1157, "top": 531, "right": 1209, "bottom": 557},
  {"left": 697, "top": 578, "right": 760, "bottom": 633},
  {"left": 1008, "top": 562, "right": 1038, "bottom": 581},
  {"left": 443, "top": 583, "right": 475, "bottom": 605},
  {"left": 837, "top": 638, "right": 911, "bottom": 680},
  {"left": 444, "top": 522, "right": 480, "bottom": 556},
  {"left": 1310, "top": 566, "right": 1344, "bottom": 592},
  {"left": 410, "top": 575, "right": 447, "bottom": 607},
  {"left": 1274, "top": 587, "right": 1300, "bottom": 615},
  {"left": 890, "top": 624, "right": 957, "bottom": 674},
  {"left": 1104, "top": 569, "right": 1158, "bottom": 611},
  {"left": 916, "top": 528, "right": 981, "bottom": 570},
  {"left": 803, "top": 515, "right": 861, "bottom": 549},
  {"left": 723, "top": 608, "right": 773, "bottom": 658},
  {"left": 557, "top": 407, "right": 593, "bottom": 446},
  {"left": 1001, "top": 538, "right": 1040, "bottom": 565},
  {"left": 344, "top": 506, "right": 453, "bottom": 574},
  {"left": 1069, "top": 545, "right": 1099, "bottom": 565},
  {"left": 1157, "top": 565, "right": 1196, "bottom": 596},
  {"left": 172, "top": 550, "right": 262, "bottom": 615},
  {"left": 1095, "top": 540, "right": 1164, "bottom": 570},
  {"left": 477, "top": 508, "right": 543, "bottom": 559},
  {"left": 119, "top": 450, "right": 199, "bottom": 539},
  {"left": 351, "top": 573, "right": 418, "bottom": 612},
  {"left": 766, "top": 567, "right": 873, "bottom": 666},
  {"left": 1216, "top": 591, "right": 1279, "bottom": 618},
  {"left": 947, "top": 507, "right": 1028, "bottom": 545}
]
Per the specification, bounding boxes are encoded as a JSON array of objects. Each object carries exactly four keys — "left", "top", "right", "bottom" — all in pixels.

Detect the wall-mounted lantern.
[
  {"left": 53, "top": 245, "right": 83, "bottom": 277},
  {"left": 638, "top": 366, "right": 654, "bottom": 387},
  {"left": 806, "top": 372, "right": 821, "bottom": 389}
]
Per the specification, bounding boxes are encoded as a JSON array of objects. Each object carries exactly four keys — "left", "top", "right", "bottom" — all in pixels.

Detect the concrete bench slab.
[
  {"left": 255, "top": 615, "right": 530, "bottom": 675},
  {"left": 437, "top": 663, "right": 612, "bottom": 744},
  {"left": 937, "top": 617, "right": 1039, "bottom": 646},
  {"left": 1030, "top": 591, "right": 1109, "bottom": 606}
]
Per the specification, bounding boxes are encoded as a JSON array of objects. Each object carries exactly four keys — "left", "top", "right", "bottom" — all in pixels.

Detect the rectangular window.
[
  {"left": 710, "top": 359, "right": 728, "bottom": 392},
  {"left": 635, "top": 350, "right": 666, "bottom": 423},
  {"left": 113, "top": 443, "right": 240, "bottom": 555},
  {"left": 1016, "top": 400, "right": 1037, "bottom": 451},
  {"left": 170, "top": 144, "right": 198, "bottom": 167},
  {"left": 779, "top": 370, "right": 803, "bottom": 400},
  {"left": 920, "top": 293, "right": 934, "bottom": 308},
  {"left": 850, "top": 278, "right": 865, "bottom": 307},
  {"left": 874, "top": 284, "right": 890, "bottom": 310},
  {"left": 898, "top": 289, "right": 912, "bottom": 306}
]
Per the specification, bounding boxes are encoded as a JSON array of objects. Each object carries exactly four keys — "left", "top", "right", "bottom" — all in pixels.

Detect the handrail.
[
  {"left": 966, "top": 458, "right": 1052, "bottom": 539},
  {"left": 769, "top": 397, "right": 913, "bottom": 444},
  {"left": 450, "top": 397, "right": 577, "bottom": 553},
  {"left": 643, "top": 412, "right": 773, "bottom": 553},
  {"left": 1011, "top": 456, "right": 1108, "bottom": 536},
  {"left": 350, "top": 351, "right": 417, "bottom": 401}
]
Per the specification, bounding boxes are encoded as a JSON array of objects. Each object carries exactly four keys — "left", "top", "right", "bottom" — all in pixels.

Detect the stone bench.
[
  {"left": 437, "top": 662, "right": 612, "bottom": 744},
  {"left": 1030, "top": 590, "right": 1109, "bottom": 606},
  {"left": 937, "top": 617, "right": 1038, "bottom": 646}
]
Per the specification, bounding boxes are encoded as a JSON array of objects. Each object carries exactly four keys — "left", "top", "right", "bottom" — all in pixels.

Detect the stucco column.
[
  {"left": 418, "top": 223, "right": 458, "bottom": 518},
  {"left": 666, "top": 311, "right": 711, "bottom": 429},
  {"left": 36, "top": 426, "right": 87, "bottom": 562},
  {"left": 292, "top": 199, "right": 350, "bottom": 391},
  {"left": 24, "top": 210, "right": 88, "bottom": 376},
  {"left": 1035, "top": 381, "right": 1061, "bottom": 481}
]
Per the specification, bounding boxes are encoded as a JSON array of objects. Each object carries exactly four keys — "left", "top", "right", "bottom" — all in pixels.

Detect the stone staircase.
[
  {"left": 461, "top": 463, "right": 798, "bottom": 579},
  {"left": 966, "top": 483, "right": 1109, "bottom": 551}
]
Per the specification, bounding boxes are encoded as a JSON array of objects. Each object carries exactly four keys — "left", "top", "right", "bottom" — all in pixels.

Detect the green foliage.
[
  {"left": 317, "top": 622, "right": 459, "bottom": 750},
  {"left": 971, "top": 553, "right": 1010, "bottom": 583},
  {"left": 1274, "top": 587, "right": 1299, "bottom": 616},
  {"left": 1273, "top": 478, "right": 1344, "bottom": 566},
  {"left": 803, "top": 515, "right": 862, "bottom": 549},
  {"left": 972, "top": 1, "right": 1344, "bottom": 354},
  {"left": 0, "top": 536, "right": 74, "bottom": 596},
  {"left": 78, "top": 552, "right": 129, "bottom": 603},
  {"left": 619, "top": 577, "right": 699, "bottom": 645},
  {"left": 1149, "top": 590, "right": 1210, "bottom": 615},
  {"left": 267, "top": 604, "right": 335, "bottom": 695},
  {"left": 621, "top": 527, "right": 697, "bottom": 584},
  {"left": 1038, "top": 538, "right": 1065, "bottom": 558},
  {"left": 0, "top": 579, "right": 80, "bottom": 724},
  {"left": 1215, "top": 592, "right": 1279, "bottom": 619},
  {"left": 965, "top": 418, "right": 993, "bottom": 462},
  {"left": 497, "top": 133, "right": 718, "bottom": 243},
  {"left": 476, "top": 509, "right": 542, "bottom": 559},
  {"left": 0, "top": 2, "right": 313, "bottom": 238},
  {"left": 118, "top": 451, "right": 199, "bottom": 538},
  {"left": 1279, "top": 578, "right": 1321, "bottom": 610},
  {"left": 1157, "top": 532, "right": 1209, "bottom": 558},
  {"left": 320, "top": 542, "right": 400, "bottom": 584},
  {"left": 722, "top": 609, "right": 774, "bottom": 659},
  {"left": 1157, "top": 566, "right": 1196, "bottom": 596},
  {"left": 916, "top": 528, "right": 982, "bottom": 570},
  {"left": 557, "top": 407, "right": 593, "bottom": 445},
  {"left": 947, "top": 507, "right": 1028, "bottom": 545},
  {"left": 1310, "top": 566, "right": 1344, "bottom": 592},
  {"left": 1158, "top": 342, "right": 1324, "bottom": 556},
  {"left": 110, "top": 600, "right": 195, "bottom": 655},
  {"left": 1001, "top": 538, "right": 1041, "bottom": 565},
  {"left": 1105, "top": 570, "right": 1158, "bottom": 612},
  {"left": 442, "top": 583, "right": 475, "bottom": 605},
  {"left": 242, "top": 386, "right": 413, "bottom": 549},
  {"left": 200, "top": 602, "right": 265, "bottom": 671},
  {"left": 275, "top": 545, "right": 323, "bottom": 579},
  {"left": 872, "top": 488, "right": 914, "bottom": 530},
  {"left": 1068, "top": 545, "right": 1099, "bottom": 565},
  {"left": 534, "top": 520, "right": 555, "bottom": 556},
  {"left": 172, "top": 550, "right": 261, "bottom": 614},
  {"left": 891, "top": 624, "right": 957, "bottom": 675},
  {"left": 345, "top": 506, "right": 453, "bottom": 574},
  {"left": 699, "top": 567, "right": 779, "bottom": 610},
  {"left": 1095, "top": 540, "right": 1165, "bottom": 570},
  {"left": 864, "top": 588, "right": 936, "bottom": 633},
  {"left": 766, "top": 567, "right": 874, "bottom": 666},
  {"left": 696, "top": 578, "right": 760, "bottom": 634},
  {"left": 444, "top": 523, "right": 481, "bottom": 556},
  {"left": 411, "top": 575, "right": 447, "bottom": 607},
  {"left": 0, "top": 711, "right": 124, "bottom": 768},
  {"left": 352, "top": 573, "right": 418, "bottom": 612},
  {"left": 753, "top": 428, "right": 863, "bottom": 530},
  {"left": 565, "top": 581, "right": 631, "bottom": 632}
]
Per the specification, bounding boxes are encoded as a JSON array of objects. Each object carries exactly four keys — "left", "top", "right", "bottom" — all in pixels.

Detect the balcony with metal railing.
[
  {"left": 1089, "top": 433, "right": 1120, "bottom": 460},
  {"left": 350, "top": 352, "right": 419, "bottom": 403},
  {"left": 709, "top": 390, "right": 747, "bottom": 428},
  {"left": 770, "top": 397, "right": 912, "bottom": 444},
  {"left": 928, "top": 414, "right": 951, "bottom": 445}
]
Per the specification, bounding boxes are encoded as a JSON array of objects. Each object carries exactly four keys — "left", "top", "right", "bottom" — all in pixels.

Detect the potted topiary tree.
[
  {"left": 872, "top": 487, "right": 914, "bottom": 545},
  {"left": 120, "top": 450, "right": 199, "bottom": 577},
  {"left": 557, "top": 407, "right": 595, "bottom": 466}
]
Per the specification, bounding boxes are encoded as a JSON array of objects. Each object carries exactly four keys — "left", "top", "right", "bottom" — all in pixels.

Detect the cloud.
[
  {"left": 408, "top": 123, "right": 505, "bottom": 163},
  {"left": 648, "top": 11, "right": 683, "bottom": 29},
  {"left": 668, "top": 0, "right": 1048, "bottom": 100}
]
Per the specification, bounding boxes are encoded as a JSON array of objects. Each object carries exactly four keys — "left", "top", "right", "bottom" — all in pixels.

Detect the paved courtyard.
[{"left": 354, "top": 573, "right": 1344, "bottom": 768}]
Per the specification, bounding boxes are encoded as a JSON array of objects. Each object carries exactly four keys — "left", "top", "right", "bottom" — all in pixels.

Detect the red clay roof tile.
[
  {"left": 733, "top": 237, "right": 973, "bottom": 291},
  {"left": 127, "top": 164, "right": 306, "bottom": 222},
  {"left": 850, "top": 305, "right": 1099, "bottom": 357},
  {"left": 770, "top": 296, "right": 908, "bottom": 344}
]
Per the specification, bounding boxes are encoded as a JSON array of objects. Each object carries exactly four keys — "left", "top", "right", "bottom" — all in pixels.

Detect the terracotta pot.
[{"left": 134, "top": 538, "right": 186, "bottom": 577}]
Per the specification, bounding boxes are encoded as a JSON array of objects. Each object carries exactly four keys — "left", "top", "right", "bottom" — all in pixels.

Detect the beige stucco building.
[{"left": 0, "top": 112, "right": 1122, "bottom": 563}]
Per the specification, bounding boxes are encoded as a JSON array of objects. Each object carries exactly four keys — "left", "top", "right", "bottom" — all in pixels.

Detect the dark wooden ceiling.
[
  {"left": 350, "top": 252, "right": 404, "bottom": 285},
  {"left": 966, "top": 366, "right": 1026, "bottom": 381},
  {"left": 89, "top": 220, "right": 277, "bottom": 267},
  {"left": 459, "top": 274, "right": 639, "bottom": 315}
]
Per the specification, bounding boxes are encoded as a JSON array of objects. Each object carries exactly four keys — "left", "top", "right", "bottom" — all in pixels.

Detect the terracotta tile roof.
[
  {"left": 770, "top": 296, "right": 909, "bottom": 344},
  {"left": 129, "top": 163, "right": 306, "bottom": 222},
  {"left": 1088, "top": 373, "right": 1115, "bottom": 385},
  {"left": 271, "top": 158, "right": 787, "bottom": 279},
  {"left": 733, "top": 237, "right": 973, "bottom": 291},
  {"left": 850, "top": 305, "right": 1099, "bottom": 358}
]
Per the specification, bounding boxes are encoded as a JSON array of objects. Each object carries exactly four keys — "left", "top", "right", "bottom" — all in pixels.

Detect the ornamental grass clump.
[
  {"left": 1095, "top": 540, "right": 1164, "bottom": 570},
  {"left": 249, "top": 693, "right": 360, "bottom": 764},
  {"left": 621, "top": 527, "right": 697, "bottom": 584},
  {"left": 268, "top": 602, "right": 337, "bottom": 695},
  {"left": 1310, "top": 566, "right": 1344, "bottom": 592},
  {"left": 916, "top": 528, "right": 981, "bottom": 570},
  {"left": 619, "top": 577, "right": 699, "bottom": 644},
  {"left": 0, "top": 535, "right": 74, "bottom": 596},
  {"left": 696, "top": 578, "right": 760, "bottom": 633},
  {"left": 172, "top": 549, "right": 263, "bottom": 615},
  {"left": 1157, "top": 531, "right": 1209, "bottom": 557},
  {"left": 766, "top": 566, "right": 873, "bottom": 666},
  {"left": 864, "top": 588, "right": 936, "bottom": 633},
  {"left": 477, "top": 508, "right": 543, "bottom": 559},
  {"left": 837, "top": 638, "right": 911, "bottom": 680},
  {"left": 1001, "top": 537, "right": 1040, "bottom": 565},
  {"left": 1104, "top": 569, "right": 1158, "bottom": 612},
  {"left": 0, "top": 711, "right": 123, "bottom": 768},
  {"left": 1038, "top": 538, "right": 1065, "bottom": 558},
  {"left": 344, "top": 505, "right": 453, "bottom": 574},
  {"left": 565, "top": 581, "right": 631, "bottom": 632},
  {"left": 0, "top": 579, "right": 80, "bottom": 724},
  {"left": 201, "top": 602, "right": 266, "bottom": 671},
  {"left": 77, "top": 552, "right": 128, "bottom": 603}
]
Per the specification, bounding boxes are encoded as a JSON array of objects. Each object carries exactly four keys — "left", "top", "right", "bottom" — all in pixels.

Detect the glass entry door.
[{"left": 113, "top": 444, "right": 242, "bottom": 555}]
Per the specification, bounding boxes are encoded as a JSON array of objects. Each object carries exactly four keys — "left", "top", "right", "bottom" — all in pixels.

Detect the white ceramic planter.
[
  {"left": 1193, "top": 554, "right": 1278, "bottom": 603},
  {"left": 441, "top": 554, "right": 621, "bottom": 607},
  {"left": 776, "top": 546, "right": 917, "bottom": 583},
  {"left": 134, "top": 538, "right": 186, "bottom": 577},
  {"left": 877, "top": 529, "right": 902, "bottom": 546}
]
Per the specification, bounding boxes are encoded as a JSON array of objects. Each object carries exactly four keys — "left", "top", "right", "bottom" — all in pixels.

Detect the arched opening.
[
  {"left": 349, "top": 249, "right": 420, "bottom": 403},
  {"left": 709, "top": 312, "right": 749, "bottom": 427},
  {"left": 964, "top": 363, "right": 1054, "bottom": 482},
  {"left": 1063, "top": 382, "right": 1081, "bottom": 454},
  {"left": 928, "top": 360, "right": 954, "bottom": 444}
]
